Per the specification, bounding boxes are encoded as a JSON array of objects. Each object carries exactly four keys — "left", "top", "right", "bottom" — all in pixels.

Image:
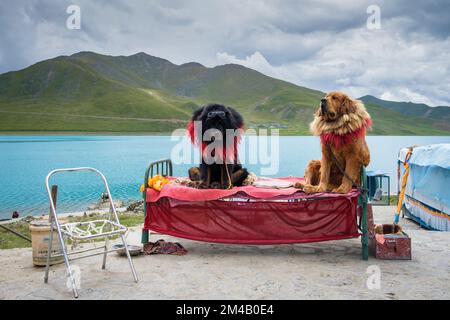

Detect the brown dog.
[{"left": 298, "top": 91, "right": 372, "bottom": 194}]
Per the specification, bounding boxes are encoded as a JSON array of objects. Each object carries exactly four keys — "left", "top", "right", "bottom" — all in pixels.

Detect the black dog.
[{"left": 187, "top": 104, "right": 249, "bottom": 189}]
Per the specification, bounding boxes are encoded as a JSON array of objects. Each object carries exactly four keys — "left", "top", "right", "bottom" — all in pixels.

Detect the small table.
[{"left": 366, "top": 170, "right": 390, "bottom": 206}]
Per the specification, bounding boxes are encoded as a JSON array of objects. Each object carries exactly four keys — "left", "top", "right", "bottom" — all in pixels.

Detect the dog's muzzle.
[
  {"left": 207, "top": 111, "right": 226, "bottom": 119},
  {"left": 320, "top": 98, "right": 327, "bottom": 114}
]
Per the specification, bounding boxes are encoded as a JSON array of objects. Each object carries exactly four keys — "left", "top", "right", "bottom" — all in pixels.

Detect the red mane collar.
[
  {"left": 320, "top": 118, "right": 372, "bottom": 148},
  {"left": 187, "top": 120, "right": 243, "bottom": 162},
  {"left": 187, "top": 120, "right": 196, "bottom": 144}
]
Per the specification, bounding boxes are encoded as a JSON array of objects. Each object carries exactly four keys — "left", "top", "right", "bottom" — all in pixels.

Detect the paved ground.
[{"left": 0, "top": 206, "right": 449, "bottom": 300}]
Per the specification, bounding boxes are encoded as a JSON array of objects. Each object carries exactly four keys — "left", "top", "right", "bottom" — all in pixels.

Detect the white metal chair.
[{"left": 44, "top": 167, "right": 138, "bottom": 298}]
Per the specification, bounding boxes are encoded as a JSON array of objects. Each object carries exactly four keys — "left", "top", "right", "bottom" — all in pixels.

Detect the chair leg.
[
  {"left": 120, "top": 234, "right": 138, "bottom": 283},
  {"left": 102, "top": 236, "right": 109, "bottom": 270},
  {"left": 44, "top": 222, "right": 55, "bottom": 283},
  {"left": 62, "top": 243, "right": 79, "bottom": 298},
  {"left": 54, "top": 228, "right": 79, "bottom": 298},
  {"left": 66, "top": 266, "right": 79, "bottom": 298}
]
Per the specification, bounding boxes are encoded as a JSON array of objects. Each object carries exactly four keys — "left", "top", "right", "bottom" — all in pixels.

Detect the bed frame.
[{"left": 141, "top": 159, "right": 369, "bottom": 260}]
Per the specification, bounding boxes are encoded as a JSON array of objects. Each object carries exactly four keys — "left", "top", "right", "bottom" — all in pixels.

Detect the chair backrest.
[{"left": 45, "top": 167, "right": 119, "bottom": 226}]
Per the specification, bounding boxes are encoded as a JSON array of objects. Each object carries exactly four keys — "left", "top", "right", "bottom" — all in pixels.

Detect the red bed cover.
[{"left": 144, "top": 177, "right": 361, "bottom": 244}]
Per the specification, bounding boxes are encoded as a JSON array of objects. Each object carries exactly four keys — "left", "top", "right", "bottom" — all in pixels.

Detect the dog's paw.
[
  {"left": 294, "top": 181, "right": 305, "bottom": 189},
  {"left": 198, "top": 181, "right": 210, "bottom": 189},
  {"left": 304, "top": 184, "right": 328, "bottom": 193},
  {"left": 242, "top": 172, "right": 257, "bottom": 186},
  {"left": 210, "top": 182, "right": 222, "bottom": 189},
  {"left": 302, "top": 184, "right": 318, "bottom": 193},
  {"left": 331, "top": 185, "right": 351, "bottom": 194},
  {"left": 188, "top": 167, "right": 201, "bottom": 181},
  {"left": 186, "top": 180, "right": 201, "bottom": 188}
]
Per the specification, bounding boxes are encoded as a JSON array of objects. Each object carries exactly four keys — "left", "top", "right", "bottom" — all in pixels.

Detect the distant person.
[
  {"left": 12, "top": 211, "right": 19, "bottom": 219},
  {"left": 101, "top": 192, "right": 109, "bottom": 202}
]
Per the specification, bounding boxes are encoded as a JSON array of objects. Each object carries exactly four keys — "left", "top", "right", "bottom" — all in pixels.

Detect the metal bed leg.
[
  {"left": 361, "top": 200, "right": 369, "bottom": 260},
  {"left": 120, "top": 234, "right": 138, "bottom": 283},
  {"left": 141, "top": 229, "right": 149, "bottom": 244},
  {"left": 141, "top": 192, "right": 149, "bottom": 245},
  {"left": 360, "top": 166, "right": 369, "bottom": 261}
]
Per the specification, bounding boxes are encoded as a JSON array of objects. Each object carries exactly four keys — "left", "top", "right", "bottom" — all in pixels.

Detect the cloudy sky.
[{"left": 1, "top": 0, "right": 449, "bottom": 106}]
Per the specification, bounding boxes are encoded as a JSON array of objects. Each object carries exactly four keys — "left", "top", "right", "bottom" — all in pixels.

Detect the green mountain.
[
  {"left": 0, "top": 51, "right": 448, "bottom": 135},
  {"left": 360, "top": 95, "right": 450, "bottom": 131}
]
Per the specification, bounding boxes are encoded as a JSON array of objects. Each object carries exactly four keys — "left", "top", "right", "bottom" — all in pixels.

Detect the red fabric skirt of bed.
[{"left": 144, "top": 177, "right": 361, "bottom": 245}]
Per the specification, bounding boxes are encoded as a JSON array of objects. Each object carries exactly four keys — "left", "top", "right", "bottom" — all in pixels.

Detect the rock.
[
  {"left": 88, "top": 200, "right": 124, "bottom": 211},
  {"left": 126, "top": 201, "right": 144, "bottom": 212}
]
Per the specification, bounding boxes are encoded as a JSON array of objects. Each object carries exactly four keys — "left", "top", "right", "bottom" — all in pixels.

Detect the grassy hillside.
[
  {"left": 360, "top": 95, "right": 450, "bottom": 131},
  {"left": 0, "top": 56, "right": 194, "bottom": 132},
  {"left": 0, "top": 51, "right": 448, "bottom": 135},
  {"left": 365, "top": 103, "right": 448, "bottom": 135}
]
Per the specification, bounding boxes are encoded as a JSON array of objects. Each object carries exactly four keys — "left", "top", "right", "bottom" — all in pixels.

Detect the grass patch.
[
  {"left": 389, "top": 194, "right": 399, "bottom": 206},
  {"left": 0, "top": 221, "right": 32, "bottom": 249}
]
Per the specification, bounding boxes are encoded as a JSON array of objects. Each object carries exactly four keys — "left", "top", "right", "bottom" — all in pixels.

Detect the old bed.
[{"left": 141, "top": 160, "right": 369, "bottom": 260}]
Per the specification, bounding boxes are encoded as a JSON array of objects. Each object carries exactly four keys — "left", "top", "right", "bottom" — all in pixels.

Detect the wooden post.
[{"left": 49, "top": 185, "right": 58, "bottom": 223}]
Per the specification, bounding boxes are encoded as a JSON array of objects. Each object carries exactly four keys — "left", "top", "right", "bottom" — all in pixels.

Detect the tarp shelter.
[{"left": 398, "top": 144, "right": 450, "bottom": 231}]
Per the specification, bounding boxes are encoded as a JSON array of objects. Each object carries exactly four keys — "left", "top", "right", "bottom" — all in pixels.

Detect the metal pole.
[
  {"left": 120, "top": 233, "right": 138, "bottom": 283},
  {"left": 360, "top": 166, "right": 369, "bottom": 260},
  {"left": 0, "top": 224, "right": 31, "bottom": 242}
]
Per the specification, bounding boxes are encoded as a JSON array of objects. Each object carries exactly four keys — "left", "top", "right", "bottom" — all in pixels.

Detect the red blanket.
[
  {"left": 144, "top": 177, "right": 361, "bottom": 244},
  {"left": 146, "top": 177, "right": 359, "bottom": 202}
]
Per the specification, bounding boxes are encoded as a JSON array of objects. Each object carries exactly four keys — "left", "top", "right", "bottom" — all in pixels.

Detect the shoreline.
[
  {"left": 0, "top": 131, "right": 174, "bottom": 136},
  {"left": 0, "top": 205, "right": 130, "bottom": 224},
  {"left": 0, "top": 198, "right": 141, "bottom": 221},
  {"left": 0, "top": 131, "right": 449, "bottom": 137}
]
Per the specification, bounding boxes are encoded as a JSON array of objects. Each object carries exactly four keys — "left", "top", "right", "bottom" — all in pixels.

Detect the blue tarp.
[{"left": 399, "top": 144, "right": 450, "bottom": 231}]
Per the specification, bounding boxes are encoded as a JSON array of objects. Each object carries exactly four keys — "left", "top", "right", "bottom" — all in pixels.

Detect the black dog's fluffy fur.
[{"left": 188, "top": 104, "right": 249, "bottom": 189}]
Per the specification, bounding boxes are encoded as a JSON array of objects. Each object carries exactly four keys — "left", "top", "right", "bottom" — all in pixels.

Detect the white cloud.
[
  {"left": 214, "top": 23, "right": 450, "bottom": 106},
  {"left": 380, "top": 90, "right": 439, "bottom": 106},
  {"left": 216, "top": 52, "right": 274, "bottom": 76},
  {"left": 1, "top": 0, "right": 450, "bottom": 106}
]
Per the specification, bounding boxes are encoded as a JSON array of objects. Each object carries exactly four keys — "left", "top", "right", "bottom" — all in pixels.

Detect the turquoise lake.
[{"left": 0, "top": 135, "right": 449, "bottom": 219}]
